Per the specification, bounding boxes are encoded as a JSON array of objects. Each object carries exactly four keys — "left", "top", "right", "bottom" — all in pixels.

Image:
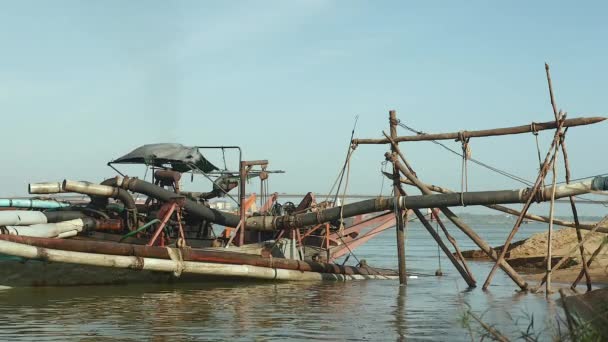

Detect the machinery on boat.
[{"left": 0, "top": 143, "right": 399, "bottom": 287}]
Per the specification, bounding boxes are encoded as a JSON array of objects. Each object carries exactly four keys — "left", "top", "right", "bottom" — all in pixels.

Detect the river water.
[{"left": 0, "top": 222, "right": 577, "bottom": 341}]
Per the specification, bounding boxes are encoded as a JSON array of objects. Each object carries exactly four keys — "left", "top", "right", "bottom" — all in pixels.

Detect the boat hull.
[{"left": 0, "top": 258, "right": 223, "bottom": 288}]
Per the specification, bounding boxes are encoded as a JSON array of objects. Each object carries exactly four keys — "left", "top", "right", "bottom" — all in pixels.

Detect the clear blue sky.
[{"left": 1, "top": 1, "right": 606, "bottom": 216}]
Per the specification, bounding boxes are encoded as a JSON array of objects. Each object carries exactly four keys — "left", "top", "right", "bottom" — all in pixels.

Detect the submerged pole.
[
  {"left": 546, "top": 142, "right": 560, "bottom": 296},
  {"left": 390, "top": 110, "right": 407, "bottom": 285}
]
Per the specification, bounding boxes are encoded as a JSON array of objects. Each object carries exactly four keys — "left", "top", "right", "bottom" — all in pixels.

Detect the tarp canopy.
[{"left": 112, "top": 143, "right": 218, "bottom": 173}]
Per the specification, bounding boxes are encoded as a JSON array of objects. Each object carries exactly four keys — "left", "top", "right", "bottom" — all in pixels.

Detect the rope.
[
  {"left": 378, "top": 161, "right": 389, "bottom": 197},
  {"left": 532, "top": 123, "right": 545, "bottom": 189},
  {"left": 398, "top": 122, "right": 533, "bottom": 186},
  {"left": 339, "top": 146, "right": 355, "bottom": 233},
  {"left": 330, "top": 116, "right": 359, "bottom": 206},
  {"left": 460, "top": 136, "right": 471, "bottom": 206}
]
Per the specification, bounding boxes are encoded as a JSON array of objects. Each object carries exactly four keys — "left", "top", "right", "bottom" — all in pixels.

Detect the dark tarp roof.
[{"left": 112, "top": 143, "right": 218, "bottom": 173}]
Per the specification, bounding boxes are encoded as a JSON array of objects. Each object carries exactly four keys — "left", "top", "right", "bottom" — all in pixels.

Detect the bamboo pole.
[
  {"left": 390, "top": 110, "right": 407, "bottom": 285},
  {"left": 0, "top": 239, "right": 398, "bottom": 281},
  {"left": 383, "top": 134, "right": 528, "bottom": 289},
  {"left": 572, "top": 237, "right": 608, "bottom": 288},
  {"left": 482, "top": 117, "right": 566, "bottom": 290},
  {"left": 352, "top": 116, "right": 605, "bottom": 144},
  {"left": 546, "top": 142, "right": 560, "bottom": 296},
  {"left": 545, "top": 63, "right": 593, "bottom": 291}
]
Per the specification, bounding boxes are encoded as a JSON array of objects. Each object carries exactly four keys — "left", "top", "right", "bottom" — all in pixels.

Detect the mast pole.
[{"left": 390, "top": 110, "right": 407, "bottom": 285}]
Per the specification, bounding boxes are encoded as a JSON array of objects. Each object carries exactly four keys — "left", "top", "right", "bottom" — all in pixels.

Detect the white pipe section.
[
  {"left": 0, "top": 211, "right": 48, "bottom": 226},
  {"left": 552, "top": 179, "right": 597, "bottom": 198},
  {"left": 0, "top": 240, "right": 397, "bottom": 281},
  {"left": 56, "top": 230, "right": 78, "bottom": 239},
  {"left": 62, "top": 180, "right": 116, "bottom": 197},
  {"left": 28, "top": 182, "right": 64, "bottom": 194},
  {"left": 2, "top": 219, "right": 85, "bottom": 238}
]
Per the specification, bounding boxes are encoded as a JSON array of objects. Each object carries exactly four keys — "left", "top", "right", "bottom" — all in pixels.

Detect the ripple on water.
[{"left": 0, "top": 223, "right": 566, "bottom": 341}]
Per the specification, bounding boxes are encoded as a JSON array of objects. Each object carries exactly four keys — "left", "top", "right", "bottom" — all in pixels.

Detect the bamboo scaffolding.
[
  {"left": 384, "top": 133, "right": 510, "bottom": 287},
  {"left": 482, "top": 116, "right": 566, "bottom": 290},
  {"left": 383, "top": 118, "right": 476, "bottom": 287},
  {"left": 545, "top": 63, "right": 593, "bottom": 291},
  {"left": 389, "top": 153, "right": 527, "bottom": 288},
  {"left": 352, "top": 116, "right": 605, "bottom": 145}
]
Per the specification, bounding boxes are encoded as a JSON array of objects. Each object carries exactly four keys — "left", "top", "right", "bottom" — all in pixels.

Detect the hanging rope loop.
[
  {"left": 459, "top": 136, "right": 471, "bottom": 206},
  {"left": 530, "top": 122, "right": 539, "bottom": 136}
]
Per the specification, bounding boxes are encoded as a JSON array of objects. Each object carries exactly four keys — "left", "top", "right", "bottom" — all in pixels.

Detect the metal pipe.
[
  {"left": 0, "top": 211, "right": 48, "bottom": 226},
  {"left": 1, "top": 219, "right": 86, "bottom": 238},
  {"left": 248, "top": 176, "right": 608, "bottom": 230},
  {"left": 28, "top": 182, "right": 64, "bottom": 194},
  {"left": 0, "top": 199, "right": 70, "bottom": 209},
  {"left": 62, "top": 180, "right": 117, "bottom": 197},
  {"left": 62, "top": 179, "right": 137, "bottom": 229},
  {"left": 116, "top": 177, "right": 241, "bottom": 228},
  {"left": 0, "top": 217, "right": 122, "bottom": 238},
  {"left": 397, "top": 177, "right": 608, "bottom": 233}
]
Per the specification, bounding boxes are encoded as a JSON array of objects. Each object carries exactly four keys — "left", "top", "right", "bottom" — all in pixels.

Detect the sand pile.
[
  {"left": 514, "top": 228, "right": 608, "bottom": 285},
  {"left": 509, "top": 228, "right": 607, "bottom": 260}
]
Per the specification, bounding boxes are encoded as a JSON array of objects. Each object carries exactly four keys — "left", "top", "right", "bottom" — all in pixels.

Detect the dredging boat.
[
  {"left": 0, "top": 143, "right": 400, "bottom": 287},
  {"left": 0, "top": 110, "right": 606, "bottom": 290}
]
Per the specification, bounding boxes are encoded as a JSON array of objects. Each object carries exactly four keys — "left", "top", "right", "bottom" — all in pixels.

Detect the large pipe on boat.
[
  {"left": 0, "top": 199, "right": 70, "bottom": 209},
  {"left": 246, "top": 176, "right": 608, "bottom": 230},
  {"left": 109, "top": 177, "right": 241, "bottom": 227},
  {"left": 0, "top": 239, "right": 397, "bottom": 281},
  {"left": 28, "top": 182, "right": 64, "bottom": 194},
  {"left": 0, "top": 219, "right": 86, "bottom": 238},
  {"left": 394, "top": 176, "right": 608, "bottom": 233},
  {"left": 0, "top": 210, "right": 86, "bottom": 226},
  {"left": 0, "top": 218, "right": 123, "bottom": 238},
  {"left": 62, "top": 180, "right": 137, "bottom": 229}
]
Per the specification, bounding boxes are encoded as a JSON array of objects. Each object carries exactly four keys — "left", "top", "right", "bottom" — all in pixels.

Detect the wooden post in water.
[
  {"left": 384, "top": 150, "right": 477, "bottom": 288},
  {"left": 546, "top": 142, "right": 560, "bottom": 296},
  {"left": 390, "top": 110, "right": 407, "bottom": 285}
]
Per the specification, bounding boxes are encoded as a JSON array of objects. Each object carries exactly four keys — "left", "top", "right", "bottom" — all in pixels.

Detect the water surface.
[{"left": 0, "top": 222, "right": 576, "bottom": 340}]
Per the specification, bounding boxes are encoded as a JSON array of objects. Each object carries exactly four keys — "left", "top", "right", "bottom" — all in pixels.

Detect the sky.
[{"left": 1, "top": 1, "right": 607, "bottom": 216}]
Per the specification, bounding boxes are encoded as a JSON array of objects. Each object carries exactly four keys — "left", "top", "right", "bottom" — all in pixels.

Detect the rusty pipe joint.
[
  {"left": 245, "top": 216, "right": 277, "bottom": 231},
  {"left": 29, "top": 182, "right": 64, "bottom": 194}
]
